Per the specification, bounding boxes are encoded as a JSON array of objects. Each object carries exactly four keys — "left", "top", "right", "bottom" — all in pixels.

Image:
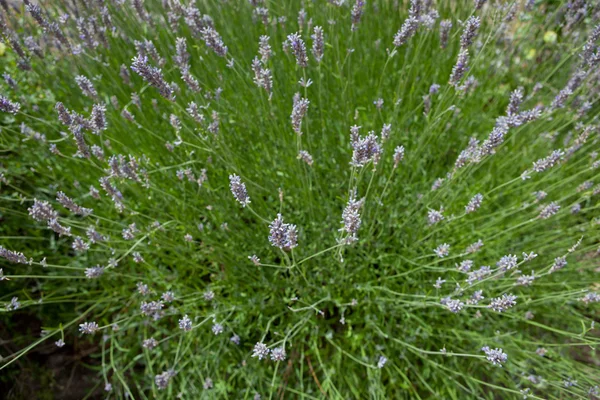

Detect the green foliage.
[{"left": 1, "top": 0, "right": 600, "bottom": 399}]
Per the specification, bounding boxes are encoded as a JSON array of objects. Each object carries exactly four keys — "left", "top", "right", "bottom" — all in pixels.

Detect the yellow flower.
[
  {"left": 526, "top": 48, "right": 536, "bottom": 60},
  {"left": 0, "top": 42, "right": 6, "bottom": 56},
  {"left": 543, "top": 31, "right": 557, "bottom": 43}
]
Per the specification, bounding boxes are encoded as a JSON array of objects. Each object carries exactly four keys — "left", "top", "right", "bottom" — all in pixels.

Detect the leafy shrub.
[{"left": 1, "top": 0, "right": 600, "bottom": 398}]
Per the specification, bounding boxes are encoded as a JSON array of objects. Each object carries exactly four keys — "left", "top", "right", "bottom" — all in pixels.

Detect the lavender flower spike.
[
  {"left": 350, "top": 127, "right": 382, "bottom": 167},
  {"left": 482, "top": 346, "right": 507, "bottom": 366},
  {"left": 439, "top": 20, "right": 452, "bottom": 49},
  {"left": 339, "top": 191, "right": 364, "bottom": 244},
  {"left": 449, "top": 49, "right": 470, "bottom": 87},
  {"left": 460, "top": 16, "right": 480, "bottom": 49},
  {"left": 311, "top": 26, "right": 324, "bottom": 62},
  {"left": 297, "top": 150, "right": 314, "bottom": 165},
  {"left": 179, "top": 315, "right": 192, "bottom": 331},
  {"left": 131, "top": 54, "right": 175, "bottom": 100},
  {"left": 285, "top": 33, "right": 308, "bottom": 68},
  {"left": 465, "top": 194, "right": 483, "bottom": 214},
  {"left": 393, "top": 146, "right": 405, "bottom": 168},
  {"left": 291, "top": 94, "right": 310, "bottom": 134},
  {"left": 200, "top": 26, "right": 228, "bottom": 57},
  {"left": 393, "top": 17, "right": 419, "bottom": 47},
  {"left": 488, "top": 293, "right": 517, "bottom": 312},
  {"left": 229, "top": 174, "right": 251, "bottom": 207},
  {"left": 90, "top": 104, "right": 107, "bottom": 134},
  {"left": 0, "top": 245, "right": 28, "bottom": 264},
  {"left": 351, "top": 0, "right": 365, "bottom": 31},
  {"left": 252, "top": 342, "right": 270, "bottom": 360},
  {"left": 539, "top": 202, "right": 560, "bottom": 219},
  {"left": 75, "top": 75, "right": 98, "bottom": 99},
  {"left": 79, "top": 321, "right": 99, "bottom": 335},
  {"left": 0, "top": 96, "right": 21, "bottom": 114},
  {"left": 269, "top": 214, "right": 298, "bottom": 250}
]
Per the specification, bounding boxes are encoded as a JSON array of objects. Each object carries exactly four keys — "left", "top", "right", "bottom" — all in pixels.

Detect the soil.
[{"left": 0, "top": 309, "right": 103, "bottom": 400}]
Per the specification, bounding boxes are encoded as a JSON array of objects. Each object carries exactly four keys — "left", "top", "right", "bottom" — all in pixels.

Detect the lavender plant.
[{"left": 1, "top": 0, "right": 600, "bottom": 398}]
